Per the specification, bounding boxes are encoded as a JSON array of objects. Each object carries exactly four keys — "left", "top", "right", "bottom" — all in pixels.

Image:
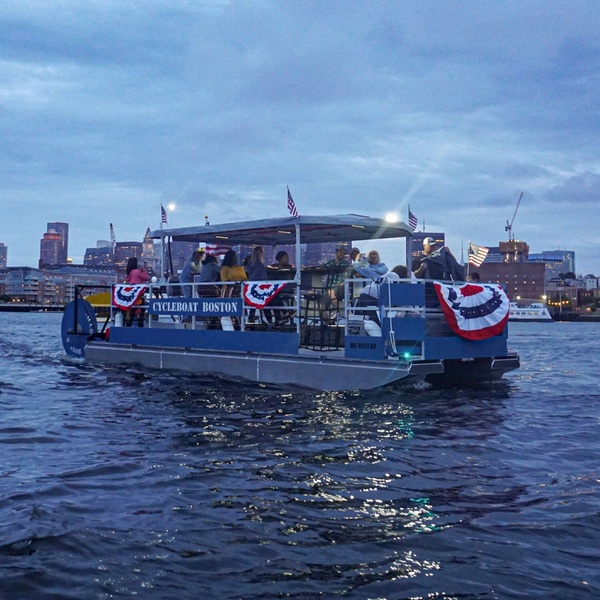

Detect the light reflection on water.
[{"left": 0, "top": 314, "right": 599, "bottom": 598}]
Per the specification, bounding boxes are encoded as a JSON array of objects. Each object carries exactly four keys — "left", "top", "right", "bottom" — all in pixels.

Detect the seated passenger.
[
  {"left": 355, "top": 268, "right": 400, "bottom": 325},
  {"left": 320, "top": 245, "right": 352, "bottom": 322},
  {"left": 353, "top": 249, "right": 388, "bottom": 280},
  {"left": 180, "top": 249, "right": 204, "bottom": 298},
  {"left": 220, "top": 249, "right": 248, "bottom": 297},
  {"left": 245, "top": 246, "right": 268, "bottom": 280},
  {"left": 197, "top": 254, "right": 221, "bottom": 296},
  {"left": 271, "top": 250, "right": 293, "bottom": 271}
]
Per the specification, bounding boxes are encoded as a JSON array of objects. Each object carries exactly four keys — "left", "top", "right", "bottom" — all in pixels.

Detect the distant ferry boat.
[{"left": 509, "top": 302, "right": 553, "bottom": 322}]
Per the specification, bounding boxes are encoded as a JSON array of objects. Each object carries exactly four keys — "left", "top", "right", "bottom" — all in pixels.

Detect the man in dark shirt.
[{"left": 414, "top": 237, "right": 464, "bottom": 281}]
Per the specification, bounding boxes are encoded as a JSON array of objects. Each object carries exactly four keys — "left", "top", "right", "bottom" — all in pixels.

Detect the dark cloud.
[
  {"left": 0, "top": 0, "right": 599, "bottom": 274},
  {"left": 546, "top": 172, "right": 600, "bottom": 204}
]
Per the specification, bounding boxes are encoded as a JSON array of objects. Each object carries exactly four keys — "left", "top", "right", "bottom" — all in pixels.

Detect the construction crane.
[{"left": 505, "top": 192, "right": 523, "bottom": 241}]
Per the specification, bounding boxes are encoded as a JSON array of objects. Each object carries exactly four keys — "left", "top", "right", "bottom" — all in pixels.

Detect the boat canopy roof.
[{"left": 149, "top": 214, "right": 413, "bottom": 246}]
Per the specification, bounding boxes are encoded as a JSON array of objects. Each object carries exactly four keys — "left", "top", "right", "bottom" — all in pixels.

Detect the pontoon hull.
[{"left": 84, "top": 341, "right": 518, "bottom": 391}]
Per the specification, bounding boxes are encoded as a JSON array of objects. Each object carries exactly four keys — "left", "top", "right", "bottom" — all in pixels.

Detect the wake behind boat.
[{"left": 61, "top": 214, "right": 519, "bottom": 391}]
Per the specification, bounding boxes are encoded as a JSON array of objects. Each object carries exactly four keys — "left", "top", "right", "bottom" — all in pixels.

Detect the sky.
[{"left": 1, "top": 0, "right": 599, "bottom": 275}]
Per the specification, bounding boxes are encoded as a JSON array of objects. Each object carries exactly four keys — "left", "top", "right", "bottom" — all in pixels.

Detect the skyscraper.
[
  {"left": 47, "top": 222, "right": 69, "bottom": 264},
  {"left": 0, "top": 242, "right": 7, "bottom": 268},
  {"left": 39, "top": 231, "right": 62, "bottom": 268},
  {"left": 114, "top": 241, "right": 143, "bottom": 274}
]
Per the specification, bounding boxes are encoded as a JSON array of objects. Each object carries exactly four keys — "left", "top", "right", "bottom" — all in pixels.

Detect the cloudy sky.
[{"left": 2, "top": 0, "right": 599, "bottom": 274}]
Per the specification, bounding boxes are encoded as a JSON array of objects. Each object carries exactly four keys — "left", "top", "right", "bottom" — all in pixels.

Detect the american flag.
[
  {"left": 469, "top": 242, "right": 489, "bottom": 267},
  {"left": 408, "top": 208, "right": 418, "bottom": 230},
  {"left": 287, "top": 187, "right": 299, "bottom": 218},
  {"left": 205, "top": 243, "right": 233, "bottom": 256},
  {"left": 161, "top": 204, "right": 168, "bottom": 224}
]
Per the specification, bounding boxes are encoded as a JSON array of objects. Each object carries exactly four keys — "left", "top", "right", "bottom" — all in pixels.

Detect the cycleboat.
[{"left": 61, "top": 214, "right": 519, "bottom": 390}]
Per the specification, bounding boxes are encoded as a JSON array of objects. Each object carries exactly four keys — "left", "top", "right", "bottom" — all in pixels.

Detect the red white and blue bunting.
[
  {"left": 243, "top": 282, "right": 287, "bottom": 308},
  {"left": 112, "top": 284, "right": 147, "bottom": 310},
  {"left": 434, "top": 282, "right": 510, "bottom": 340}
]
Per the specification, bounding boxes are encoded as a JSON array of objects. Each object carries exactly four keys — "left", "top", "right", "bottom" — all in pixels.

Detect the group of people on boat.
[{"left": 121, "top": 235, "right": 466, "bottom": 328}]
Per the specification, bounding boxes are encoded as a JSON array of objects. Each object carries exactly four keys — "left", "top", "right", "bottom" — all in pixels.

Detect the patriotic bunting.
[
  {"left": 112, "top": 284, "right": 147, "bottom": 310},
  {"left": 243, "top": 282, "right": 287, "bottom": 308},
  {"left": 434, "top": 281, "right": 510, "bottom": 340}
]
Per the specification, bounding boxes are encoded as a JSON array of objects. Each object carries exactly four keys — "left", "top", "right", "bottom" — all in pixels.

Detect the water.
[{"left": 1, "top": 313, "right": 599, "bottom": 599}]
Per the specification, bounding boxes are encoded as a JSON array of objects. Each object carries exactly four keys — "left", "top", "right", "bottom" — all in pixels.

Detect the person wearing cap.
[
  {"left": 180, "top": 249, "right": 205, "bottom": 297},
  {"left": 350, "top": 247, "right": 361, "bottom": 262},
  {"left": 414, "top": 237, "right": 464, "bottom": 281}
]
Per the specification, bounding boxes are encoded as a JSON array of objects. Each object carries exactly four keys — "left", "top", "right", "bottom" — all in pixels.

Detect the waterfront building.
[
  {"left": 546, "top": 277, "right": 579, "bottom": 311},
  {"left": 477, "top": 239, "right": 545, "bottom": 302},
  {"left": 0, "top": 267, "right": 41, "bottom": 303},
  {"left": 114, "top": 241, "right": 143, "bottom": 274},
  {"left": 0, "top": 242, "right": 6, "bottom": 268},
  {"left": 84, "top": 245, "right": 114, "bottom": 267},
  {"left": 483, "top": 246, "right": 503, "bottom": 263},
  {"left": 499, "top": 240, "right": 529, "bottom": 263},
  {"left": 529, "top": 250, "right": 576, "bottom": 281},
  {"left": 477, "top": 261, "right": 546, "bottom": 302},
  {"left": 0, "top": 266, "right": 117, "bottom": 305}
]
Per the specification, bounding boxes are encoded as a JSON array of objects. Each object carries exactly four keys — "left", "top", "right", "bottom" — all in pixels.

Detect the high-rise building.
[
  {"left": 39, "top": 231, "right": 62, "bottom": 268},
  {"left": 529, "top": 250, "right": 576, "bottom": 280},
  {"left": 47, "top": 222, "right": 69, "bottom": 264},
  {"left": 0, "top": 242, "right": 7, "bottom": 268},
  {"left": 114, "top": 241, "right": 143, "bottom": 274}
]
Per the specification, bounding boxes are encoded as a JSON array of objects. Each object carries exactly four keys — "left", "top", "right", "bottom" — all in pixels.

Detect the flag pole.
[
  {"left": 160, "top": 208, "right": 164, "bottom": 282},
  {"left": 466, "top": 239, "right": 471, "bottom": 279}
]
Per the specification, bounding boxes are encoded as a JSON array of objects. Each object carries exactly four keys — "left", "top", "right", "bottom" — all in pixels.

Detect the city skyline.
[
  {"left": 0, "top": 219, "right": 592, "bottom": 279},
  {"left": 1, "top": 3, "right": 599, "bottom": 274}
]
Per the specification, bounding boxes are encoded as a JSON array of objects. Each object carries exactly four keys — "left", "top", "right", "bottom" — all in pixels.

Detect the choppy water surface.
[{"left": 1, "top": 313, "right": 599, "bottom": 599}]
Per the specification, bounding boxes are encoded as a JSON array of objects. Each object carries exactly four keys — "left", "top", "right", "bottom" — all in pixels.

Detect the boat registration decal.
[{"left": 434, "top": 282, "right": 510, "bottom": 340}]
